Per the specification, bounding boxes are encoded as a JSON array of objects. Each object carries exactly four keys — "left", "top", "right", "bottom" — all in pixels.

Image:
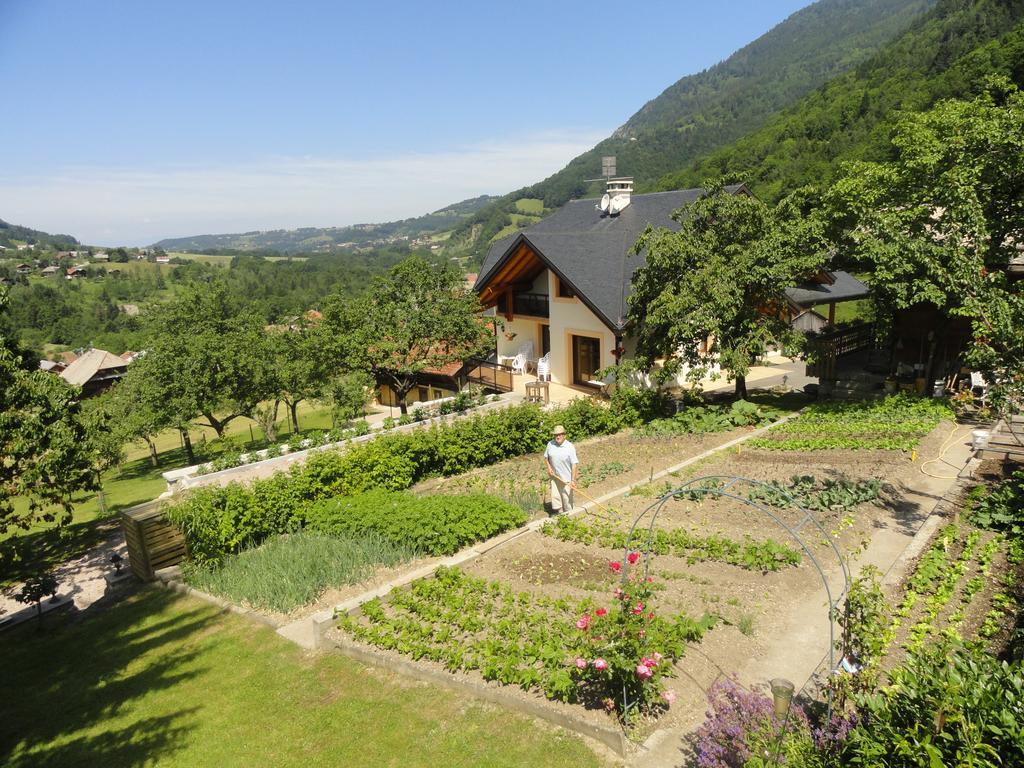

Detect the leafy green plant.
[
  {"left": 541, "top": 517, "right": 801, "bottom": 572},
  {"left": 337, "top": 565, "right": 714, "bottom": 720},
  {"left": 749, "top": 395, "right": 952, "bottom": 452},
  {"left": 640, "top": 400, "right": 780, "bottom": 437},
  {"left": 842, "top": 641, "right": 1024, "bottom": 768},
  {"left": 306, "top": 491, "right": 526, "bottom": 556},
  {"left": 967, "top": 470, "right": 1024, "bottom": 535}
]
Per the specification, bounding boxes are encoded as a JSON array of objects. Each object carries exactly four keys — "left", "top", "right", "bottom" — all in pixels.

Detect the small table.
[{"left": 525, "top": 380, "right": 549, "bottom": 404}]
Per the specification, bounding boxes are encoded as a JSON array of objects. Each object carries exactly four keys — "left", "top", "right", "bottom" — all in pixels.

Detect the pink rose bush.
[{"left": 568, "top": 566, "right": 715, "bottom": 725}]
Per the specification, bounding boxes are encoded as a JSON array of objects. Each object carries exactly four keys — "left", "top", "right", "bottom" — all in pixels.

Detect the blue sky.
[{"left": 0, "top": 0, "right": 813, "bottom": 245}]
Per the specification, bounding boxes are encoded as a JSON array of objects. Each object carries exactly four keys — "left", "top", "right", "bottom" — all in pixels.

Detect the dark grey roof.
[
  {"left": 475, "top": 185, "right": 746, "bottom": 331},
  {"left": 784, "top": 271, "right": 870, "bottom": 308}
]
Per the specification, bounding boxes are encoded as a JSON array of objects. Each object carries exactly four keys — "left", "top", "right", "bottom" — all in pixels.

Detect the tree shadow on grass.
[{"left": 0, "top": 589, "right": 215, "bottom": 767}]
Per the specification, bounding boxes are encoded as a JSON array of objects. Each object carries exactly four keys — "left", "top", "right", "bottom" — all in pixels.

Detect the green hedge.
[
  {"left": 168, "top": 399, "right": 620, "bottom": 564},
  {"left": 305, "top": 490, "right": 527, "bottom": 556}
]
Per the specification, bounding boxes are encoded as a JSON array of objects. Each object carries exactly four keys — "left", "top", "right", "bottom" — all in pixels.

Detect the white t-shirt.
[{"left": 544, "top": 440, "right": 578, "bottom": 483}]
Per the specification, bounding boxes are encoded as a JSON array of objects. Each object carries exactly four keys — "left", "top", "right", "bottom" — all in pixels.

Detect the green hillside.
[
  {"left": 445, "top": 0, "right": 934, "bottom": 261},
  {"left": 153, "top": 194, "right": 499, "bottom": 255},
  {"left": 0, "top": 219, "right": 78, "bottom": 249},
  {"left": 657, "top": 0, "right": 1024, "bottom": 201}
]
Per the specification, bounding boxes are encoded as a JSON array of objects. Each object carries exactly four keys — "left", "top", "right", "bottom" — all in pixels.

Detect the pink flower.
[
  {"left": 608, "top": 561, "right": 622, "bottom": 573},
  {"left": 635, "top": 664, "right": 653, "bottom": 680},
  {"left": 642, "top": 656, "right": 657, "bottom": 668},
  {"left": 662, "top": 690, "right": 677, "bottom": 705},
  {"left": 575, "top": 657, "right": 588, "bottom": 669},
  {"left": 653, "top": 652, "right": 664, "bottom": 664},
  {"left": 627, "top": 551, "right": 640, "bottom": 565},
  {"left": 593, "top": 658, "right": 609, "bottom": 671},
  {"left": 613, "top": 587, "right": 625, "bottom": 600},
  {"left": 595, "top": 607, "right": 608, "bottom": 617},
  {"left": 575, "top": 614, "right": 591, "bottom": 630},
  {"left": 632, "top": 602, "right": 645, "bottom": 615},
  {"left": 638, "top": 630, "right": 646, "bottom": 638},
  {"left": 645, "top": 576, "right": 654, "bottom": 583}
]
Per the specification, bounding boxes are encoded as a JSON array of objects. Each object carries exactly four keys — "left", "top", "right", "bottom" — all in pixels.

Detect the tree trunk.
[
  {"left": 735, "top": 375, "right": 748, "bottom": 400},
  {"left": 180, "top": 428, "right": 195, "bottom": 465},
  {"left": 255, "top": 400, "right": 280, "bottom": 443},
  {"left": 289, "top": 400, "right": 301, "bottom": 433},
  {"left": 143, "top": 435, "right": 159, "bottom": 467},
  {"left": 201, "top": 412, "right": 227, "bottom": 439}
]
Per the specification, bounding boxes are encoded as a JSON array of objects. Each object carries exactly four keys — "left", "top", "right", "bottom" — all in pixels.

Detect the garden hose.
[{"left": 919, "top": 423, "right": 971, "bottom": 480}]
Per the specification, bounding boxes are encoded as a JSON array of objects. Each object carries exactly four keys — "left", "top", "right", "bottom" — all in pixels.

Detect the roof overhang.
[
  {"left": 475, "top": 235, "right": 546, "bottom": 307},
  {"left": 474, "top": 234, "right": 624, "bottom": 333}
]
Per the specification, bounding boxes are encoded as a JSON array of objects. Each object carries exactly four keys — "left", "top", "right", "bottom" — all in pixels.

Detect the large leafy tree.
[
  {"left": 822, "top": 79, "right": 1024, "bottom": 407},
  {"left": 270, "top": 320, "right": 329, "bottom": 434},
  {"left": 0, "top": 290, "right": 96, "bottom": 532},
  {"left": 321, "top": 256, "right": 491, "bottom": 414},
  {"left": 628, "top": 185, "right": 826, "bottom": 398},
  {"left": 140, "top": 282, "right": 279, "bottom": 440}
]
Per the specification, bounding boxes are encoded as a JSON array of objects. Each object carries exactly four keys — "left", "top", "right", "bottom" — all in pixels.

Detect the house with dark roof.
[{"left": 474, "top": 180, "right": 868, "bottom": 389}]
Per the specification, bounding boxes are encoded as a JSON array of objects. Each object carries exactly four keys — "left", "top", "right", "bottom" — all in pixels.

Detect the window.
[{"left": 556, "top": 276, "right": 575, "bottom": 299}]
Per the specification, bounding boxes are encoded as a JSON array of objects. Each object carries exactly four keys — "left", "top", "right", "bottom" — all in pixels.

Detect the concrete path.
[{"left": 0, "top": 521, "right": 129, "bottom": 631}]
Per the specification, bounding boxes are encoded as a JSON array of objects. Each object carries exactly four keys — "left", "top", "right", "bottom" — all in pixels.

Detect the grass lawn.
[
  {"left": 832, "top": 298, "right": 872, "bottom": 324},
  {"left": 167, "top": 252, "right": 233, "bottom": 266},
  {"left": 514, "top": 198, "right": 544, "bottom": 214},
  {"left": 0, "top": 589, "right": 608, "bottom": 768}
]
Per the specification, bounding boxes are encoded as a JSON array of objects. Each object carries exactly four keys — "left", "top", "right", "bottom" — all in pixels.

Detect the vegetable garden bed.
[{"left": 335, "top": 410, "right": 955, "bottom": 740}]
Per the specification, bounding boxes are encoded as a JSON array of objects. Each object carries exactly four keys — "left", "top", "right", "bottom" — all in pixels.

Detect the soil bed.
[
  {"left": 414, "top": 426, "right": 758, "bottom": 521},
  {"left": 329, "top": 421, "right": 961, "bottom": 740}
]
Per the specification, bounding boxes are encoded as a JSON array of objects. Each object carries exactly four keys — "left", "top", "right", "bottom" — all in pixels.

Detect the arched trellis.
[{"left": 617, "top": 475, "right": 851, "bottom": 718}]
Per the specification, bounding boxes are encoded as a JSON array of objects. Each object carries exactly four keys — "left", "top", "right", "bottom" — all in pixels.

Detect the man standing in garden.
[{"left": 544, "top": 424, "right": 578, "bottom": 514}]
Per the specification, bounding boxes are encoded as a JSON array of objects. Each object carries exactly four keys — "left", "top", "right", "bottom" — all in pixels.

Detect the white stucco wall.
[{"left": 546, "top": 271, "right": 616, "bottom": 386}]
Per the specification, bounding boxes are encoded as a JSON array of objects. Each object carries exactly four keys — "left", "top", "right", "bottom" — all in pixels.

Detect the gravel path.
[{"left": 1, "top": 522, "right": 128, "bottom": 628}]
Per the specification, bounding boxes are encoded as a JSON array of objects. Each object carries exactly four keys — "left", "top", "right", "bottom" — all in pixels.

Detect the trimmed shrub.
[
  {"left": 305, "top": 490, "right": 527, "bottom": 556},
  {"left": 609, "top": 385, "right": 674, "bottom": 427},
  {"left": 166, "top": 481, "right": 304, "bottom": 567},
  {"left": 170, "top": 400, "right": 619, "bottom": 563}
]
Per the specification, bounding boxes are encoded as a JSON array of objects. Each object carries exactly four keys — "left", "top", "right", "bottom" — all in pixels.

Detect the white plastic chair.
[
  {"left": 511, "top": 353, "right": 528, "bottom": 376},
  {"left": 536, "top": 353, "right": 551, "bottom": 382}
]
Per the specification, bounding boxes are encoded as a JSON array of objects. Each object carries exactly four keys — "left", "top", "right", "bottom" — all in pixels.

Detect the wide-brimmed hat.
[{"left": 552, "top": 425, "right": 566, "bottom": 435}]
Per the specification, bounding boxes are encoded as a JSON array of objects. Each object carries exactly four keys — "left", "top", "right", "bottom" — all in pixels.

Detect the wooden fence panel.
[{"left": 120, "top": 501, "right": 187, "bottom": 581}]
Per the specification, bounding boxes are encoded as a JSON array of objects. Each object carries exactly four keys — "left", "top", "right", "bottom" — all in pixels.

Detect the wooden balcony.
[{"left": 496, "top": 292, "right": 549, "bottom": 318}]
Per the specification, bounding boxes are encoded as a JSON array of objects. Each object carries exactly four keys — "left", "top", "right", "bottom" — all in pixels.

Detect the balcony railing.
[
  {"left": 805, "top": 322, "right": 877, "bottom": 380},
  {"left": 496, "top": 292, "right": 549, "bottom": 318},
  {"left": 463, "top": 357, "right": 514, "bottom": 393}
]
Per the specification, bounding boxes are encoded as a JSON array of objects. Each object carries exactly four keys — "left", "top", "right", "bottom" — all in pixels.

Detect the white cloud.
[{"left": 0, "top": 131, "right": 605, "bottom": 246}]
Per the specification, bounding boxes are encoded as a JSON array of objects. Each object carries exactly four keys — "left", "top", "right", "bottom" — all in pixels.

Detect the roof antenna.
[{"left": 588, "top": 156, "right": 616, "bottom": 214}]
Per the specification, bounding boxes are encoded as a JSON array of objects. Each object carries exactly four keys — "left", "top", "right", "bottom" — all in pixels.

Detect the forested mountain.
[
  {"left": 444, "top": 0, "right": 935, "bottom": 260},
  {"left": 657, "top": 0, "right": 1024, "bottom": 201},
  {"left": 153, "top": 194, "right": 499, "bottom": 254},
  {"left": 0, "top": 219, "right": 78, "bottom": 249}
]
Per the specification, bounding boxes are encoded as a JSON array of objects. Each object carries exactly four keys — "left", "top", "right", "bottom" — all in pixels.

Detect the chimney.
[{"left": 606, "top": 177, "right": 633, "bottom": 215}]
